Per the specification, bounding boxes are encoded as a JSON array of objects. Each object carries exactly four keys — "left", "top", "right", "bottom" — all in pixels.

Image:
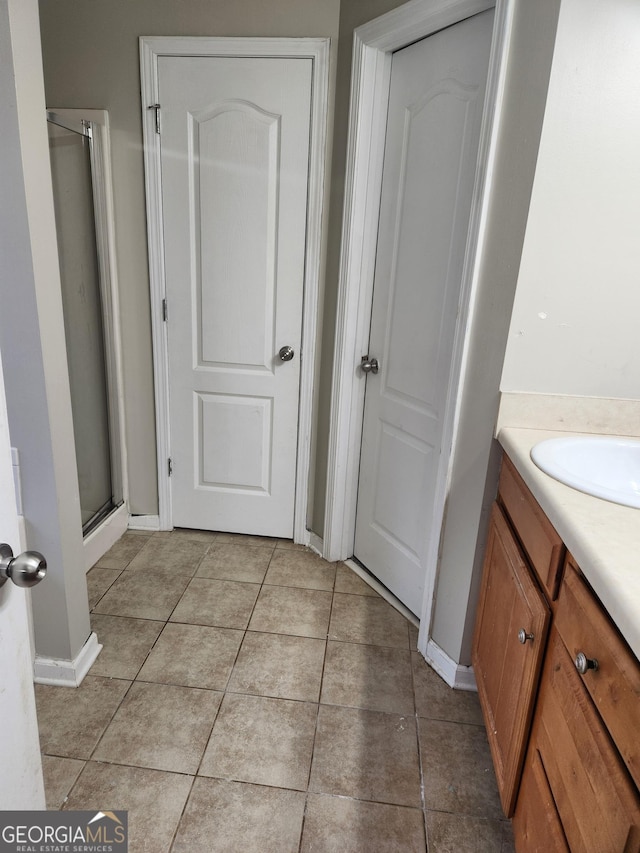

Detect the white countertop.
[{"left": 498, "top": 427, "right": 640, "bottom": 661}]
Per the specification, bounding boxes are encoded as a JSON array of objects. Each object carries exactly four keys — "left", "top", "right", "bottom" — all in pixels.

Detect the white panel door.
[
  {"left": 159, "top": 56, "right": 312, "bottom": 537},
  {"left": 354, "top": 11, "right": 494, "bottom": 615},
  {"left": 0, "top": 348, "right": 45, "bottom": 808}
]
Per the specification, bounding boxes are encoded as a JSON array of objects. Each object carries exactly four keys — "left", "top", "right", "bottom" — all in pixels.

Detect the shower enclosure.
[{"left": 47, "top": 111, "right": 124, "bottom": 537}]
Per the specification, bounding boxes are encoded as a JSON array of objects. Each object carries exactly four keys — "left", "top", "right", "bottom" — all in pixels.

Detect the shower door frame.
[{"left": 47, "top": 108, "right": 129, "bottom": 567}]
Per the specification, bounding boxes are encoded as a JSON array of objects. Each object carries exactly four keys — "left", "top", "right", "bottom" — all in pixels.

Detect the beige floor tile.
[
  {"left": 155, "top": 527, "right": 218, "bottom": 544},
  {"left": 89, "top": 614, "right": 164, "bottom": 679},
  {"left": 138, "top": 622, "right": 243, "bottom": 690},
  {"left": 328, "top": 593, "right": 410, "bottom": 648},
  {"left": 412, "top": 653, "right": 484, "bottom": 725},
  {"left": 425, "top": 812, "right": 510, "bottom": 853},
  {"left": 274, "top": 539, "right": 307, "bottom": 550},
  {"left": 264, "top": 548, "right": 337, "bottom": 591},
  {"left": 86, "top": 567, "right": 122, "bottom": 610},
  {"left": 93, "top": 570, "right": 190, "bottom": 621},
  {"left": 127, "top": 536, "right": 210, "bottom": 576},
  {"left": 36, "top": 676, "right": 131, "bottom": 760},
  {"left": 172, "top": 777, "right": 305, "bottom": 853},
  {"left": 199, "top": 692, "right": 317, "bottom": 790},
  {"left": 248, "top": 585, "right": 332, "bottom": 638},
  {"left": 301, "top": 793, "right": 426, "bottom": 853},
  {"left": 170, "top": 578, "right": 259, "bottom": 629},
  {"left": 64, "top": 761, "right": 193, "bottom": 853},
  {"left": 419, "top": 718, "right": 503, "bottom": 820},
  {"left": 42, "top": 755, "right": 85, "bottom": 809},
  {"left": 215, "top": 532, "right": 277, "bottom": 548},
  {"left": 94, "top": 533, "right": 151, "bottom": 569},
  {"left": 321, "top": 641, "right": 414, "bottom": 714},
  {"left": 227, "top": 631, "right": 325, "bottom": 701},
  {"left": 409, "top": 622, "right": 420, "bottom": 649},
  {"left": 334, "top": 563, "right": 381, "bottom": 596},
  {"left": 309, "top": 704, "right": 421, "bottom": 807},
  {"left": 93, "top": 681, "right": 222, "bottom": 774},
  {"left": 195, "top": 543, "right": 271, "bottom": 583}
]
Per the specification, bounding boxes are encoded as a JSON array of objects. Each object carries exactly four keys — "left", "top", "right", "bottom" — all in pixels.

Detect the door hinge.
[
  {"left": 162, "top": 298, "right": 168, "bottom": 322},
  {"left": 168, "top": 457, "right": 172, "bottom": 477},
  {"left": 148, "top": 103, "right": 161, "bottom": 134}
]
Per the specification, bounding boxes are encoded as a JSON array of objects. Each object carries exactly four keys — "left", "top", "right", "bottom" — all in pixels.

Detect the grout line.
[
  {"left": 168, "top": 773, "right": 198, "bottom": 853},
  {"left": 297, "top": 574, "right": 335, "bottom": 852},
  {"left": 410, "top": 641, "right": 430, "bottom": 851}
]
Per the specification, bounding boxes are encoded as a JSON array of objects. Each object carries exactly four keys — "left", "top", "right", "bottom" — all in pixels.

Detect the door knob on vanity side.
[
  {"left": 278, "top": 345, "right": 295, "bottom": 362},
  {"left": 0, "top": 543, "right": 47, "bottom": 589},
  {"left": 360, "top": 355, "right": 379, "bottom": 374}
]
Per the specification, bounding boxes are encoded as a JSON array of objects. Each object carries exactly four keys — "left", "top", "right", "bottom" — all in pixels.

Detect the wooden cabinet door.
[
  {"left": 526, "top": 628, "right": 640, "bottom": 852},
  {"left": 513, "top": 746, "right": 569, "bottom": 852},
  {"left": 472, "top": 502, "right": 551, "bottom": 816}
]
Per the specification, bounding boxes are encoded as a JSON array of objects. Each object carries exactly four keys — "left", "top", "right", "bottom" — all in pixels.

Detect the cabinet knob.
[
  {"left": 575, "top": 651, "right": 599, "bottom": 674},
  {"left": 518, "top": 628, "right": 535, "bottom": 644}
]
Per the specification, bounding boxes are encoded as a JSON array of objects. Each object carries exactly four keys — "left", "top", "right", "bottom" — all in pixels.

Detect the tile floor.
[{"left": 36, "top": 529, "right": 515, "bottom": 852}]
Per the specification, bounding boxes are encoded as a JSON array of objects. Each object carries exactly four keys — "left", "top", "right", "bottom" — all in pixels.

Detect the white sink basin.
[{"left": 530, "top": 436, "right": 640, "bottom": 509}]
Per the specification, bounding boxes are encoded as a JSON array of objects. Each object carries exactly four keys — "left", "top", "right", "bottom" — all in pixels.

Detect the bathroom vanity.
[{"left": 473, "top": 430, "right": 640, "bottom": 850}]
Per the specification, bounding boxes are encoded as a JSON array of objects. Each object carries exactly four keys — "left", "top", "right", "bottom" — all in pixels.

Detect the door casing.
[
  {"left": 140, "top": 37, "right": 330, "bottom": 541},
  {"left": 324, "top": 0, "right": 514, "bottom": 663}
]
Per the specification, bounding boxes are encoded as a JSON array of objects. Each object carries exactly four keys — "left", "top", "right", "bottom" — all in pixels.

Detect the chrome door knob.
[
  {"left": 278, "top": 346, "right": 295, "bottom": 362},
  {"left": 0, "top": 543, "right": 47, "bottom": 589},
  {"left": 361, "top": 355, "right": 379, "bottom": 374}
]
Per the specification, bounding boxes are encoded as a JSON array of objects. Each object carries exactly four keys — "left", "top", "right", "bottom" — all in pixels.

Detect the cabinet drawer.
[
  {"left": 498, "top": 456, "right": 564, "bottom": 599},
  {"left": 556, "top": 557, "right": 640, "bottom": 790},
  {"left": 533, "top": 629, "right": 640, "bottom": 852}
]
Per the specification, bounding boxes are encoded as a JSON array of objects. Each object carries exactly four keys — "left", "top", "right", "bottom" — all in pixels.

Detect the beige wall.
[
  {"left": 38, "top": 0, "right": 341, "bottom": 516},
  {"left": 500, "top": 0, "right": 640, "bottom": 399}
]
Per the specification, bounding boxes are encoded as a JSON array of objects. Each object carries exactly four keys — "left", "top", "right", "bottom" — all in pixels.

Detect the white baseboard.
[
  {"left": 34, "top": 631, "right": 102, "bottom": 687},
  {"left": 426, "top": 638, "right": 477, "bottom": 691},
  {"left": 307, "top": 531, "right": 324, "bottom": 556},
  {"left": 83, "top": 504, "right": 129, "bottom": 572},
  {"left": 128, "top": 514, "right": 160, "bottom": 532}
]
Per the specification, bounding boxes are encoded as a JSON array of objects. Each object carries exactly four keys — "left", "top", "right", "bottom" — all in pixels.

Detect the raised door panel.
[
  {"left": 472, "top": 502, "right": 551, "bottom": 817},
  {"left": 534, "top": 629, "right": 640, "bottom": 852},
  {"left": 195, "top": 102, "right": 278, "bottom": 370}
]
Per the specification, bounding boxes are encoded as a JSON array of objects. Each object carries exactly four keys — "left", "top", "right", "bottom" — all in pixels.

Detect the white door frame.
[
  {"left": 140, "top": 37, "right": 330, "bottom": 541},
  {"left": 324, "top": 0, "right": 514, "bottom": 644}
]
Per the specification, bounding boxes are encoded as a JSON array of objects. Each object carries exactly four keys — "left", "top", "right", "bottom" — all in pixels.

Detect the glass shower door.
[{"left": 47, "top": 114, "right": 116, "bottom": 535}]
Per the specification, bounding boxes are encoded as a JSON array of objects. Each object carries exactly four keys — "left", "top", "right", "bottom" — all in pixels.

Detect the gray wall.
[
  {"left": 1, "top": 0, "right": 90, "bottom": 664},
  {"left": 38, "top": 0, "right": 341, "bottom": 517}
]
